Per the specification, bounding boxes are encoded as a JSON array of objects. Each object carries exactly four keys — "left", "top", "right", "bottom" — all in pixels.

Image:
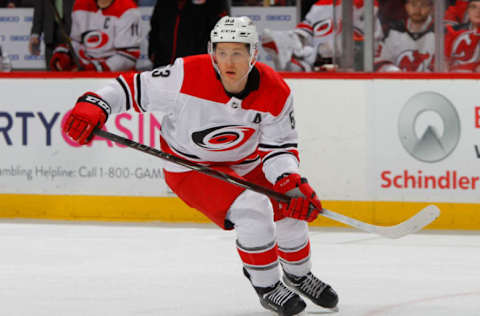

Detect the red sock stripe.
[
  {"left": 277, "top": 241, "right": 310, "bottom": 263},
  {"left": 237, "top": 243, "right": 278, "bottom": 267},
  {"left": 120, "top": 73, "right": 141, "bottom": 112}
]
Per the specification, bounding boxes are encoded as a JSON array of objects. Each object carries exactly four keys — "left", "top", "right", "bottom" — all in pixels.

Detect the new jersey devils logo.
[
  {"left": 82, "top": 30, "right": 110, "bottom": 49},
  {"left": 192, "top": 125, "right": 256, "bottom": 152},
  {"left": 451, "top": 32, "right": 480, "bottom": 63},
  {"left": 396, "top": 50, "right": 431, "bottom": 71}
]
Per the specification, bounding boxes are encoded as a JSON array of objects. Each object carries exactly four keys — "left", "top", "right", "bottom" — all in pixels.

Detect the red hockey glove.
[
  {"left": 274, "top": 173, "right": 322, "bottom": 222},
  {"left": 50, "top": 45, "right": 74, "bottom": 71},
  {"left": 63, "top": 93, "right": 110, "bottom": 145}
]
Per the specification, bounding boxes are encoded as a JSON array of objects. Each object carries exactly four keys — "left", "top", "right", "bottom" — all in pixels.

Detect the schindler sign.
[
  {"left": 398, "top": 91, "right": 461, "bottom": 163},
  {"left": 369, "top": 81, "right": 480, "bottom": 203}
]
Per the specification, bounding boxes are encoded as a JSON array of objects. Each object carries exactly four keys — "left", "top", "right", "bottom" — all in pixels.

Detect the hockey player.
[
  {"left": 50, "top": 0, "right": 141, "bottom": 72},
  {"left": 261, "top": 0, "right": 383, "bottom": 71},
  {"left": 374, "top": 0, "right": 435, "bottom": 72},
  {"left": 445, "top": 0, "right": 480, "bottom": 72},
  {"left": 62, "top": 16, "right": 338, "bottom": 316}
]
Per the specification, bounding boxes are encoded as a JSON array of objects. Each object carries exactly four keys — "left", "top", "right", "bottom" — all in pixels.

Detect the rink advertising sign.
[
  {"left": 0, "top": 78, "right": 170, "bottom": 197},
  {"left": 368, "top": 80, "right": 480, "bottom": 203},
  {"left": 398, "top": 92, "right": 461, "bottom": 163},
  {"left": 2, "top": 75, "right": 480, "bottom": 227}
]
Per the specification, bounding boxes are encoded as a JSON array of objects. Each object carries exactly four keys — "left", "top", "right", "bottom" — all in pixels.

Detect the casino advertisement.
[{"left": 0, "top": 78, "right": 170, "bottom": 196}]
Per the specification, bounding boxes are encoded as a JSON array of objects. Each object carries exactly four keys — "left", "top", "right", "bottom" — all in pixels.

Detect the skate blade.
[
  {"left": 304, "top": 306, "right": 339, "bottom": 314},
  {"left": 267, "top": 311, "right": 306, "bottom": 316},
  {"left": 268, "top": 311, "right": 306, "bottom": 316},
  {"left": 268, "top": 308, "right": 338, "bottom": 316}
]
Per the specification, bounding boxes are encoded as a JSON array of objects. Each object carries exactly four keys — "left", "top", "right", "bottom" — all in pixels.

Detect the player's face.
[
  {"left": 214, "top": 42, "right": 252, "bottom": 93},
  {"left": 468, "top": 2, "right": 480, "bottom": 26},
  {"left": 405, "top": 0, "right": 432, "bottom": 24}
]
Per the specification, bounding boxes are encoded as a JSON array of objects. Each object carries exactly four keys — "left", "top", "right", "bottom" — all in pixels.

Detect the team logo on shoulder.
[
  {"left": 82, "top": 30, "right": 110, "bottom": 49},
  {"left": 192, "top": 125, "right": 255, "bottom": 152}
]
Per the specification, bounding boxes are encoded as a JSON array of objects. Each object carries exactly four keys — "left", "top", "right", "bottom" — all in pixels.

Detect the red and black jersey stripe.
[{"left": 116, "top": 72, "right": 145, "bottom": 113}]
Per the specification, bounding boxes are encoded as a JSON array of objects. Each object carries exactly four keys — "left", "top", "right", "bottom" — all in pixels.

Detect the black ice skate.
[
  {"left": 244, "top": 268, "right": 306, "bottom": 316},
  {"left": 283, "top": 271, "right": 339, "bottom": 309}
]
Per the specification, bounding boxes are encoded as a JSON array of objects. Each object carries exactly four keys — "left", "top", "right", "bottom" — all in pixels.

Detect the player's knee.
[
  {"left": 234, "top": 214, "right": 275, "bottom": 247},
  {"left": 227, "top": 190, "right": 275, "bottom": 245},
  {"left": 276, "top": 217, "right": 309, "bottom": 248},
  {"left": 230, "top": 189, "right": 274, "bottom": 220}
]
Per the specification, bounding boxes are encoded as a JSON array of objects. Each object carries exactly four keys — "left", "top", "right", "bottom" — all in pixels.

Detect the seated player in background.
[
  {"left": 445, "top": 0, "right": 480, "bottom": 72},
  {"left": 50, "top": 0, "right": 141, "bottom": 72},
  {"left": 261, "top": 0, "right": 383, "bottom": 71},
  {"left": 62, "top": 16, "right": 338, "bottom": 316},
  {"left": 374, "top": 0, "right": 435, "bottom": 72}
]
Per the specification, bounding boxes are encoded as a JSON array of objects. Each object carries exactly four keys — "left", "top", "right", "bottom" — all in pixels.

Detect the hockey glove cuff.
[{"left": 63, "top": 93, "right": 111, "bottom": 145}]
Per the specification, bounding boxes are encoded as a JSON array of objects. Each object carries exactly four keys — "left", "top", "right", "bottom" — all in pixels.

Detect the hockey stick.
[{"left": 93, "top": 129, "right": 440, "bottom": 238}]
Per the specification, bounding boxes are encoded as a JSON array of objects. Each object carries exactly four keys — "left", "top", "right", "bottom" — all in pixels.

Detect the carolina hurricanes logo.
[
  {"left": 451, "top": 32, "right": 480, "bottom": 63},
  {"left": 192, "top": 125, "right": 256, "bottom": 152},
  {"left": 396, "top": 50, "right": 431, "bottom": 71},
  {"left": 82, "top": 30, "right": 109, "bottom": 49},
  {"left": 313, "top": 19, "right": 334, "bottom": 37}
]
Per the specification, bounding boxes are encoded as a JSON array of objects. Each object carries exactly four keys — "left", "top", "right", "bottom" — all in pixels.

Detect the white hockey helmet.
[{"left": 209, "top": 16, "right": 259, "bottom": 72}]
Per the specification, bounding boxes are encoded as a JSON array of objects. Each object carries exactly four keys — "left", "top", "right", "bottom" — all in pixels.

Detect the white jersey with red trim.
[
  {"left": 294, "top": 0, "right": 383, "bottom": 58},
  {"left": 261, "top": 0, "right": 382, "bottom": 71},
  {"left": 95, "top": 55, "right": 300, "bottom": 183},
  {"left": 71, "top": 0, "right": 141, "bottom": 71},
  {"left": 374, "top": 17, "right": 435, "bottom": 72}
]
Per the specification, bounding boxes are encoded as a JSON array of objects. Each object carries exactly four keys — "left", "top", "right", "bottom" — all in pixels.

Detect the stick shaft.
[
  {"left": 94, "top": 129, "right": 290, "bottom": 203},
  {"left": 93, "top": 129, "right": 440, "bottom": 238}
]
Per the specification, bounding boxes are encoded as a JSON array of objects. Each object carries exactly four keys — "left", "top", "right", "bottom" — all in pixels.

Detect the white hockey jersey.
[
  {"left": 262, "top": 0, "right": 383, "bottom": 71},
  {"left": 374, "top": 16, "right": 435, "bottom": 72},
  {"left": 71, "top": 0, "right": 141, "bottom": 71},
  {"left": 95, "top": 55, "right": 300, "bottom": 183},
  {"left": 294, "top": 0, "right": 383, "bottom": 58}
]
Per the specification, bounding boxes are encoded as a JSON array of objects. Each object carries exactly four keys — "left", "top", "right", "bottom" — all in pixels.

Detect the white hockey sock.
[{"left": 276, "top": 217, "right": 312, "bottom": 277}]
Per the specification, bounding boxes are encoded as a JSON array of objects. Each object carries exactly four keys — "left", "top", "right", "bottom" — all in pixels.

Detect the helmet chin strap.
[{"left": 236, "top": 53, "right": 257, "bottom": 84}]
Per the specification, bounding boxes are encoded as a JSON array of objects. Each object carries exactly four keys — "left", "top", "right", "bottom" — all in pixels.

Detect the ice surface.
[{"left": 0, "top": 220, "right": 478, "bottom": 316}]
